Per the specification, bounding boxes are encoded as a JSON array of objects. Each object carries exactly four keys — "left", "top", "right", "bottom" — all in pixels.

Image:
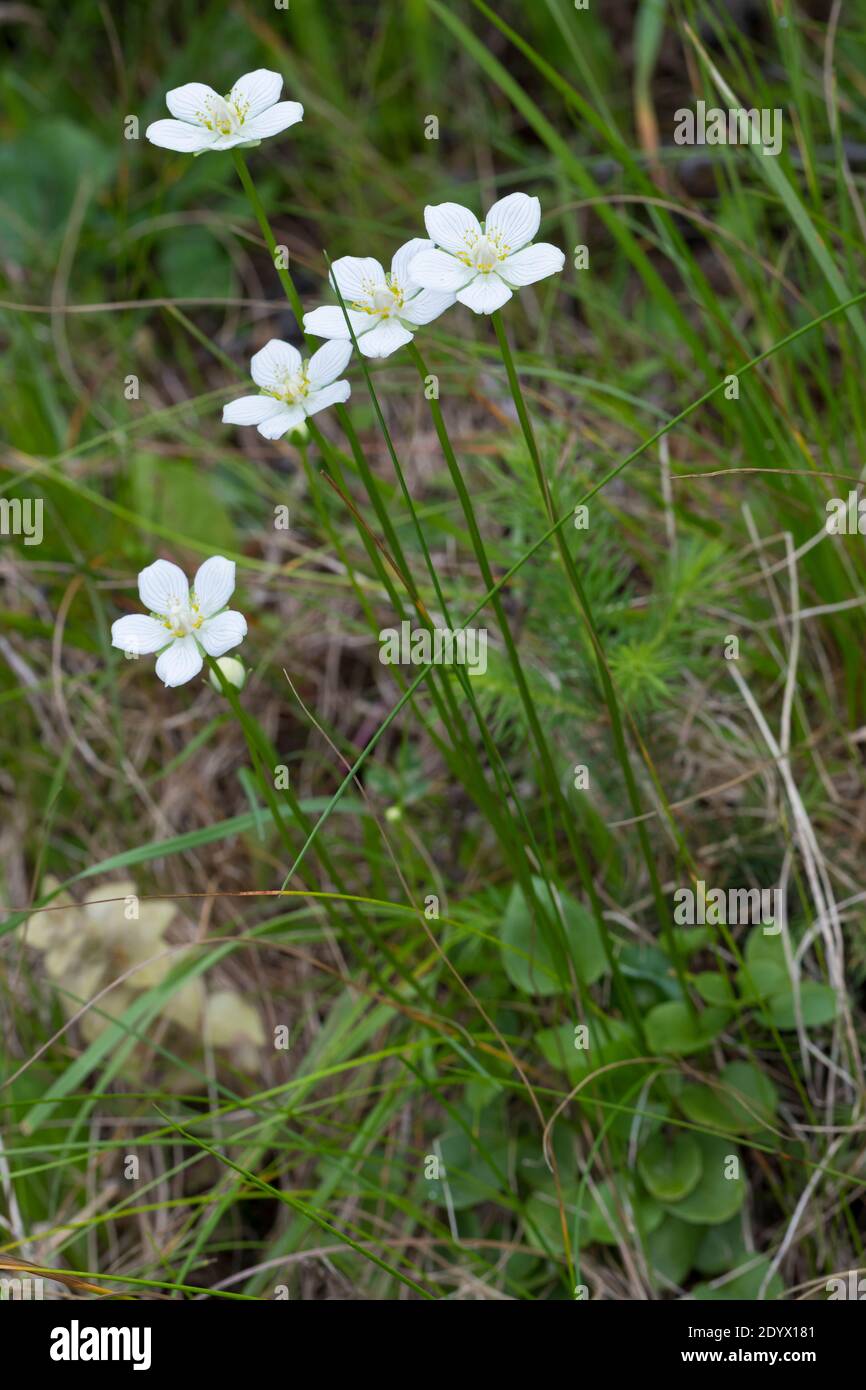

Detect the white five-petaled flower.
[
  {"left": 409, "top": 192, "right": 564, "bottom": 315},
  {"left": 111, "top": 556, "right": 247, "bottom": 688},
  {"left": 145, "top": 68, "right": 303, "bottom": 155},
  {"left": 303, "top": 239, "right": 454, "bottom": 358},
  {"left": 222, "top": 338, "right": 353, "bottom": 439}
]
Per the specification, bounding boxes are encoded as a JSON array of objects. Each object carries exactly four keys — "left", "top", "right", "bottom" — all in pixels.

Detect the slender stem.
[
  {"left": 491, "top": 310, "right": 690, "bottom": 1005},
  {"left": 231, "top": 151, "right": 305, "bottom": 331}
]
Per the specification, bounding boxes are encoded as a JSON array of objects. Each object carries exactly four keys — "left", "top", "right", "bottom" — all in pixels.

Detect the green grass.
[{"left": 2, "top": 0, "right": 866, "bottom": 1302}]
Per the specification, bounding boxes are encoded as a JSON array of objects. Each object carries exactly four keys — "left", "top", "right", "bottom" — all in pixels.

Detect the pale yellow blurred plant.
[{"left": 24, "top": 880, "right": 263, "bottom": 1072}]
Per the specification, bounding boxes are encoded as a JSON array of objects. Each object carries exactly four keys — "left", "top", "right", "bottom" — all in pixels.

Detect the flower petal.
[
  {"left": 242, "top": 102, "right": 304, "bottom": 141},
  {"left": 424, "top": 202, "right": 482, "bottom": 254},
  {"left": 484, "top": 192, "right": 540, "bottom": 252},
  {"left": 307, "top": 339, "right": 353, "bottom": 387},
  {"left": 229, "top": 69, "right": 283, "bottom": 119},
  {"left": 303, "top": 305, "right": 368, "bottom": 341},
  {"left": 222, "top": 395, "right": 285, "bottom": 427},
  {"left": 390, "top": 237, "right": 432, "bottom": 291},
  {"left": 329, "top": 256, "right": 386, "bottom": 306},
  {"left": 409, "top": 249, "right": 474, "bottom": 293},
  {"left": 165, "top": 82, "right": 221, "bottom": 125},
  {"left": 354, "top": 319, "right": 413, "bottom": 358},
  {"left": 499, "top": 242, "right": 565, "bottom": 287},
  {"left": 199, "top": 610, "right": 247, "bottom": 657},
  {"left": 138, "top": 559, "right": 189, "bottom": 616},
  {"left": 258, "top": 406, "right": 303, "bottom": 440},
  {"left": 155, "top": 636, "right": 203, "bottom": 688},
  {"left": 456, "top": 274, "right": 513, "bottom": 314},
  {"left": 111, "top": 613, "right": 170, "bottom": 656},
  {"left": 193, "top": 556, "right": 235, "bottom": 617},
  {"left": 145, "top": 119, "right": 214, "bottom": 153},
  {"left": 400, "top": 287, "right": 455, "bottom": 326},
  {"left": 250, "top": 339, "right": 302, "bottom": 390},
  {"left": 304, "top": 381, "right": 351, "bottom": 418}
]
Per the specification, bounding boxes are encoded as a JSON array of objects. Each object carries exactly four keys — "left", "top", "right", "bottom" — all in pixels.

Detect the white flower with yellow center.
[
  {"left": 222, "top": 338, "right": 353, "bottom": 439},
  {"left": 145, "top": 69, "right": 303, "bottom": 155},
  {"left": 409, "top": 193, "right": 564, "bottom": 315},
  {"left": 111, "top": 556, "right": 247, "bottom": 688},
  {"left": 303, "top": 239, "right": 455, "bottom": 358}
]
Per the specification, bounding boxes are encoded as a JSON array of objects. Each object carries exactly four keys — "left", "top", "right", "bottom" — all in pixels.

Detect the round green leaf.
[
  {"left": 694, "top": 972, "right": 737, "bottom": 1007},
  {"left": 501, "top": 878, "right": 607, "bottom": 996},
  {"left": 694, "top": 1214, "right": 747, "bottom": 1275},
  {"left": 647, "top": 1216, "right": 702, "bottom": 1286},
  {"left": 692, "top": 1255, "right": 783, "bottom": 1300},
  {"left": 645, "top": 1001, "right": 731, "bottom": 1056},
  {"left": 680, "top": 1061, "right": 779, "bottom": 1135},
  {"left": 587, "top": 1178, "right": 663, "bottom": 1246},
  {"left": 637, "top": 1132, "right": 702, "bottom": 1202},
  {"left": 768, "top": 982, "right": 837, "bottom": 1030},
  {"left": 662, "top": 1134, "right": 745, "bottom": 1225}
]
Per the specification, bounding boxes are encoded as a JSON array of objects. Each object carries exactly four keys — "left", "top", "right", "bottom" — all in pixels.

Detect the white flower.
[
  {"left": 409, "top": 193, "right": 564, "bottom": 315},
  {"left": 303, "top": 239, "right": 454, "bottom": 358},
  {"left": 222, "top": 338, "right": 352, "bottom": 439},
  {"left": 145, "top": 69, "right": 303, "bottom": 155},
  {"left": 111, "top": 556, "right": 247, "bottom": 688}
]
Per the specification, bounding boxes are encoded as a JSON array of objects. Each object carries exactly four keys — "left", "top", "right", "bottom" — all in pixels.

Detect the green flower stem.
[
  {"left": 408, "top": 341, "right": 642, "bottom": 1039},
  {"left": 232, "top": 150, "right": 305, "bottom": 332},
  {"left": 490, "top": 309, "right": 691, "bottom": 1009}
]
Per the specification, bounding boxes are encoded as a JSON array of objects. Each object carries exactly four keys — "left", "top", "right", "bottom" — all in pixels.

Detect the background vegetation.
[{"left": 2, "top": 0, "right": 866, "bottom": 1300}]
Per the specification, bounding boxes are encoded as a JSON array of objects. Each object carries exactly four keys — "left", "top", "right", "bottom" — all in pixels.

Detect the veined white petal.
[
  {"left": 484, "top": 192, "right": 540, "bottom": 253},
  {"left": 250, "top": 339, "right": 302, "bottom": 390},
  {"left": 329, "top": 256, "right": 385, "bottom": 306},
  {"left": 498, "top": 242, "right": 564, "bottom": 286},
  {"left": 424, "top": 202, "right": 482, "bottom": 254},
  {"left": 257, "top": 406, "right": 302, "bottom": 440},
  {"left": 303, "top": 305, "right": 368, "bottom": 341},
  {"left": 222, "top": 395, "right": 284, "bottom": 427},
  {"left": 409, "top": 249, "right": 474, "bottom": 293},
  {"left": 193, "top": 556, "right": 235, "bottom": 617},
  {"left": 242, "top": 102, "right": 304, "bottom": 140},
  {"left": 399, "top": 287, "right": 455, "bottom": 326},
  {"left": 165, "top": 83, "right": 221, "bottom": 124},
  {"left": 307, "top": 339, "right": 353, "bottom": 387},
  {"left": 145, "top": 119, "right": 214, "bottom": 153},
  {"left": 456, "top": 275, "right": 513, "bottom": 314},
  {"left": 229, "top": 69, "right": 283, "bottom": 119},
  {"left": 355, "top": 319, "right": 413, "bottom": 358},
  {"left": 390, "top": 237, "right": 432, "bottom": 292},
  {"left": 304, "top": 381, "right": 351, "bottom": 418},
  {"left": 199, "top": 610, "right": 247, "bottom": 657},
  {"left": 155, "top": 636, "right": 203, "bottom": 688},
  {"left": 138, "top": 559, "right": 189, "bottom": 616},
  {"left": 111, "top": 614, "right": 169, "bottom": 656}
]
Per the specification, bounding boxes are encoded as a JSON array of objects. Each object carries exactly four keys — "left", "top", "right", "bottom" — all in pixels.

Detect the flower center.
[
  {"left": 470, "top": 234, "right": 504, "bottom": 273},
  {"left": 454, "top": 225, "right": 510, "bottom": 272},
  {"left": 264, "top": 366, "right": 311, "bottom": 406},
  {"left": 162, "top": 594, "right": 204, "bottom": 639},
  {"left": 197, "top": 93, "right": 246, "bottom": 137},
  {"left": 353, "top": 276, "right": 404, "bottom": 319}
]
